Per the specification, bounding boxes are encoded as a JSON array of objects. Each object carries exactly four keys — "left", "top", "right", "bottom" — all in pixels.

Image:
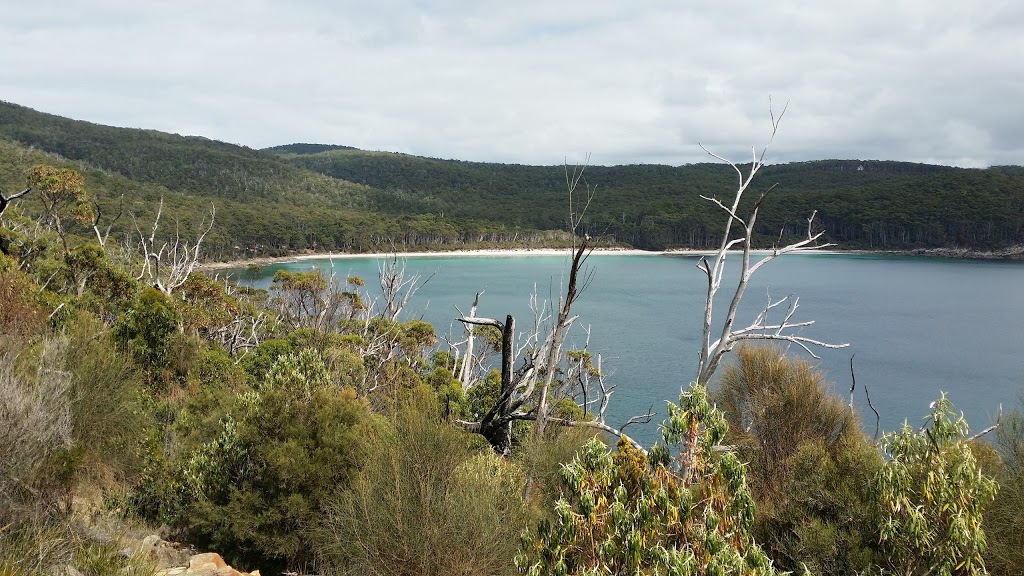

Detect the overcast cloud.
[{"left": 2, "top": 1, "right": 1022, "bottom": 167}]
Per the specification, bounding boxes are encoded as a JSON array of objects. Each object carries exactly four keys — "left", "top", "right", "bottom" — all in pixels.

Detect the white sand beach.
[{"left": 198, "top": 246, "right": 858, "bottom": 271}]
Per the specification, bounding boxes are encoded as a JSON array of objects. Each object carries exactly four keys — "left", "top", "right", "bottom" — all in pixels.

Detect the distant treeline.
[
  {"left": 2, "top": 100, "right": 1022, "bottom": 257},
  {"left": 281, "top": 150, "right": 1024, "bottom": 251}
]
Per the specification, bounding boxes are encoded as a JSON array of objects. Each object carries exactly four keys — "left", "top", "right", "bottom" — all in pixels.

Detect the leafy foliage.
[
  {"left": 876, "top": 394, "right": 998, "bottom": 575},
  {"left": 314, "top": 392, "right": 528, "bottom": 576},
  {"left": 714, "top": 345, "right": 884, "bottom": 573},
  {"left": 167, "top": 349, "right": 376, "bottom": 572},
  {"left": 981, "top": 408, "right": 1024, "bottom": 575},
  {"left": 519, "top": 384, "right": 779, "bottom": 576}
]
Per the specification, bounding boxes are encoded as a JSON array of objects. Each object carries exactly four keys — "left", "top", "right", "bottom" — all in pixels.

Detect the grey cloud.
[{"left": 1, "top": 1, "right": 1021, "bottom": 167}]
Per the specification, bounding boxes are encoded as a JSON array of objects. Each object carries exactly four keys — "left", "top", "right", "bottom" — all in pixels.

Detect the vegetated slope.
[
  {"left": 276, "top": 148, "right": 1024, "bottom": 251},
  {"left": 3, "top": 99, "right": 1021, "bottom": 254},
  {"left": 0, "top": 102, "right": 565, "bottom": 257},
  {"left": 0, "top": 100, "right": 369, "bottom": 210}
]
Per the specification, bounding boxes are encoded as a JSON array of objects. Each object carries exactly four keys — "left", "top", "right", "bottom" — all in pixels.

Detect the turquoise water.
[{"left": 235, "top": 253, "right": 1024, "bottom": 447}]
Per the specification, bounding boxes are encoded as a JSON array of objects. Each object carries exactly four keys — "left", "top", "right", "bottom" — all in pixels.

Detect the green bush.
[
  {"left": 314, "top": 392, "right": 528, "bottom": 576},
  {"left": 0, "top": 522, "right": 76, "bottom": 576},
  {"left": 61, "top": 313, "right": 148, "bottom": 488},
  {"left": 876, "top": 394, "right": 998, "bottom": 575},
  {"left": 984, "top": 409, "right": 1024, "bottom": 575},
  {"left": 113, "top": 288, "right": 180, "bottom": 376},
  {"left": 0, "top": 340, "right": 72, "bottom": 523},
  {"left": 713, "top": 344, "right": 883, "bottom": 572},
  {"left": 168, "top": 349, "right": 376, "bottom": 572},
  {"left": 519, "top": 384, "right": 780, "bottom": 576}
]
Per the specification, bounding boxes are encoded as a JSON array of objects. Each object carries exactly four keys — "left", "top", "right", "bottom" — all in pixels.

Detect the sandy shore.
[
  {"left": 196, "top": 247, "right": 872, "bottom": 271},
  {"left": 198, "top": 247, "right": 666, "bottom": 270}
]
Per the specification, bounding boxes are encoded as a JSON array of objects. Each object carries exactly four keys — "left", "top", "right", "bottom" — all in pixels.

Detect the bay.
[{"left": 235, "top": 253, "right": 1024, "bottom": 447}]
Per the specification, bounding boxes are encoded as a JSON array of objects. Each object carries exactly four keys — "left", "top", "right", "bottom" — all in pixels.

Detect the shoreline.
[
  {"left": 198, "top": 245, "right": 1024, "bottom": 271},
  {"left": 198, "top": 247, "right": 663, "bottom": 271}
]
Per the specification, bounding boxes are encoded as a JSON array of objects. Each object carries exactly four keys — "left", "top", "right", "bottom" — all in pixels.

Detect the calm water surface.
[{"left": 238, "top": 253, "right": 1024, "bottom": 446}]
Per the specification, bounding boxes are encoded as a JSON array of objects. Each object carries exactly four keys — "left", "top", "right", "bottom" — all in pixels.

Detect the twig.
[{"left": 865, "top": 384, "right": 881, "bottom": 441}]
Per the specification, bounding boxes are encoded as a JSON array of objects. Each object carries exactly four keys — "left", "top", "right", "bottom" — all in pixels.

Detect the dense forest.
[
  {"left": 277, "top": 149, "right": 1024, "bottom": 251},
  {"left": 2, "top": 100, "right": 1022, "bottom": 258}
]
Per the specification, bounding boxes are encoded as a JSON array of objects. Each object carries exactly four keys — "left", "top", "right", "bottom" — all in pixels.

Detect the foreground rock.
[{"left": 135, "top": 536, "right": 260, "bottom": 576}]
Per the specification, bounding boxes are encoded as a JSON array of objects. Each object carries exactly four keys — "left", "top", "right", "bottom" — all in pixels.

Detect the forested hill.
[
  {"left": 0, "top": 101, "right": 567, "bottom": 259},
  {"left": 273, "top": 148, "right": 1024, "bottom": 251},
  {"left": 2, "top": 100, "right": 1022, "bottom": 256}
]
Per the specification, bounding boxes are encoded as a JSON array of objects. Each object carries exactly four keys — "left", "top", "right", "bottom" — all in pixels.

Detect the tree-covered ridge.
[
  {"left": 279, "top": 148, "right": 1024, "bottom": 251},
  {"left": 2, "top": 99, "right": 1023, "bottom": 255},
  {"left": 0, "top": 125, "right": 570, "bottom": 260},
  {"left": 0, "top": 101, "right": 369, "bottom": 209},
  {"left": 261, "top": 143, "right": 359, "bottom": 155}
]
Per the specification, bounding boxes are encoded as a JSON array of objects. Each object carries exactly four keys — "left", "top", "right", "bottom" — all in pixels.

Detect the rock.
[
  {"left": 137, "top": 534, "right": 192, "bottom": 568},
  {"left": 189, "top": 553, "right": 228, "bottom": 572},
  {"left": 141, "top": 534, "right": 162, "bottom": 552}
]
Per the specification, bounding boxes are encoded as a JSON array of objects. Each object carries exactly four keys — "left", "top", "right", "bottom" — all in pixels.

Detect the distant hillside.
[
  {"left": 262, "top": 143, "right": 358, "bottom": 155},
  {"left": 274, "top": 149, "right": 1024, "bottom": 250},
  {"left": 2, "top": 100, "right": 1022, "bottom": 256},
  {"left": 0, "top": 102, "right": 564, "bottom": 258},
  {"left": 0, "top": 101, "right": 368, "bottom": 210}
]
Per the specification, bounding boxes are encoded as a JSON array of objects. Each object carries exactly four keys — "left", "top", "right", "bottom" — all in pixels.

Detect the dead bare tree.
[
  {"left": 0, "top": 187, "right": 30, "bottom": 220},
  {"left": 128, "top": 198, "right": 215, "bottom": 296},
  {"left": 694, "top": 102, "right": 848, "bottom": 387},
  {"left": 90, "top": 194, "right": 123, "bottom": 251},
  {"left": 378, "top": 255, "right": 432, "bottom": 321},
  {"left": 455, "top": 161, "right": 652, "bottom": 455},
  {"left": 452, "top": 291, "right": 486, "bottom": 393}
]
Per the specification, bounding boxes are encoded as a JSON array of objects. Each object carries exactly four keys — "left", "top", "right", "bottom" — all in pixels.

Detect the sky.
[{"left": 2, "top": 1, "right": 1022, "bottom": 168}]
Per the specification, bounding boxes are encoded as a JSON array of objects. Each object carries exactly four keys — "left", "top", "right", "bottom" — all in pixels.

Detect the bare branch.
[
  {"left": 968, "top": 404, "right": 1002, "bottom": 441},
  {"left": 457, "top": 317, "right": 503, "bottom": 329},
  {"left": 128, "top": 199, "right": 215, "bottom": 295},
  {"left": 849, "top": 354, "right": 857, "bottom": 414},
  {"left": 865, "top": 385, "right": 881, "bottom": 441},
  {"left": 0, "top": 187, "right": 30, "bottom": 219},
  {"left": 695, "top": 103, "right": 846, "bottom": 386},
  {"left": 91, "top": 194, "right": 123, "bottom": 250}
]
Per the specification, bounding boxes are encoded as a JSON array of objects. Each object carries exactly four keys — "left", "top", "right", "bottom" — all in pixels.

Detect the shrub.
[
  {"left": 314, "top": 392, "right": 528, "bottom": 576},
  {"left": 714, "top": 344, "right": 856, "bottom": 500},
  {"left": 0, "top": 268, "right": 48, "bottom": 343},
  {"left": 713, "top": 344, "right": 883, "bottom": 572},
  {"left": 875, "top": 394, "right": 998, "bottom": 575},
  {"left": 113, "top": 288, "right": 180, "bottom": 376},
  {"left": 61, "top": 313, "right": 148, "bottom": 487},
  {"left": 168, "top": 349, "right": 376, "bottom": 572},
  {"left": 0, "top": 522, "right": 76, "bottom": 576},
  {"left": 0, "top": 340, "right": 72, "bottom": 523},
  {"left": 518, "top": 384, "right": 780, "bottom": 575},
  {"left": 984, "top": 409, "right": 1024, "bottom": 575}
]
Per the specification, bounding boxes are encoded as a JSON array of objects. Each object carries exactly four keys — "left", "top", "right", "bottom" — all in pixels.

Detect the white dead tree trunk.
[
  {"left": 695, "top": 102, "right": 848, "bottom": 387},
  {"left": 128, "top": 198, "right": 215, "bottom": 296},
  {"left": 90, "top": 195, "right": 123, "bottom": 251},
  {"left": 455, "top": 160, "right": 652, "bottom": 455},
  {"left": 378, "top": 255, "right": 432, "bottom": 321},
  {"left": 454, "top": 291, "right": 484, "bottom": 392}
]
